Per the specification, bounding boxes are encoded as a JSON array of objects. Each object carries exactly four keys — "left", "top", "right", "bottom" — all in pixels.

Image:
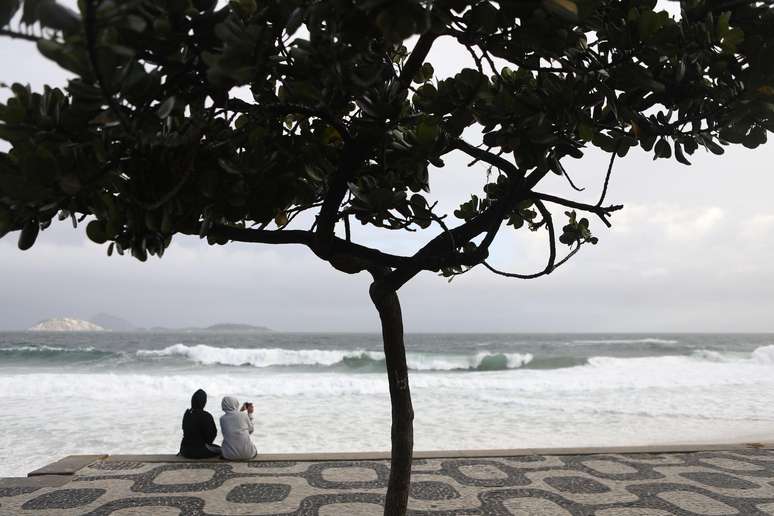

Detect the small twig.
[
  {"left": 597, "top": 147, "right": 618, "bottom": 207},
  {"left": 534, "top": 200, "right": 557, "bottom": 273},
  {"left": 534, "top": 191, "right": 623, "bottom": 228},
  {"left": 228, "top": 99, "right": 351, "bottom": 143},
  {"left": 451, "top": 138, "right": 523, "bottom": 179},
  {"left": 0, "top": 28, "right": 42, "bottom": 42},
  {"left": 397, "top": 30, "right": 438, "bottom": 91},
  {"left": 483, "top": 243, "right": 581, "bottom": 280},
  {"left": 557, "top": 157, "right": 585, "bottom": 192},
  {"left": 429, "top": 211, "right": 455, "bottom": 255}
]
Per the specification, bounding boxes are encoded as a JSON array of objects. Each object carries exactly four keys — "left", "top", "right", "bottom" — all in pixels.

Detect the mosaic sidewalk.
[{"left": 2, "top": 446, "right": 774, "bottom": 515}]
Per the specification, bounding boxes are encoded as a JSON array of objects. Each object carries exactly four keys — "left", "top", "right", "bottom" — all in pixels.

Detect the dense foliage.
[
  {"left": 3, "top": 2, "right": 773, "bottom": 513},
  {"left": 1, "top": 0, "right": 773, "bottom": 286}
]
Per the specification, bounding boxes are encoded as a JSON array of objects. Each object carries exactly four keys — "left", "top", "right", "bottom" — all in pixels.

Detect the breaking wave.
[
  {"left": 3, "top": 343, "right": 773, "bottom": 373},
  {"left": 137, "top": 344, "right": 534, "bottom": 372},
  {"left": 570, "top": 338, "right": 679, "bottom": 345}
]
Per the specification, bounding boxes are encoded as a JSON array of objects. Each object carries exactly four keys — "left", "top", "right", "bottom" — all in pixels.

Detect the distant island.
[
  {"left": 200, "top": 323, "right": 271, "bottom": 332},
  {"left": 28, "top": 318, "right": 105, "bottom": 332},
  {"left": 147, "top": 323, "right": 272, "bottom": 333},
  {"left": 26, "top": 315, "right": 271, "bottom": 333},
  {"left": 90, "top": 313, "right": 136, "bottom": 332}
]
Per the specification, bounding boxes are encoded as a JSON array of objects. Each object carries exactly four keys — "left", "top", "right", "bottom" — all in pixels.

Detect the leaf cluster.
[{"left": 0, "top": 0, "right": 772, "bottom": 282}]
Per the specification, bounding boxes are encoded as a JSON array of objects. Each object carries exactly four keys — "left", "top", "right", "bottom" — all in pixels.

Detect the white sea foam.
[
  {"left": 3, "top": 346, "right": 772, "bottom": 400},
  {"left": 690, "top": 349, "right": 728, "bottom": 362},
  {"left": 137, "top": 344, "right": 533, "bottom": 371},
  {"left": 0, "top": 345, "right": 97, "bottom": 352},
  {"left": 752, "top": 344, "right": 774, "bottom": 363},
  {"left": 571, "top": 338, "right": 679, "bottom": 345},
  {"left": 2, "top": 344, "right": 774, "bottom": 478},
  {"left": 691, "top": 345, "right": 774, "bottom": 364},
  {"left": 138, "top": 344, "right": 383, "bottom": 367},
  {"left": 407, "top": 351, "right": 533, "bottom": 371}
]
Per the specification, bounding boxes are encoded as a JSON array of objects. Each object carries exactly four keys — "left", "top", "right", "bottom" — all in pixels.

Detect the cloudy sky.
[{"left": 2, "top": 5, "right": 774, "bottom": 333}]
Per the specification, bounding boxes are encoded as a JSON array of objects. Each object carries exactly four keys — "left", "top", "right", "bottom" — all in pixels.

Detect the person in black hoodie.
[{"left": 179, "top": 389, "right": 221, "bottom": 459}]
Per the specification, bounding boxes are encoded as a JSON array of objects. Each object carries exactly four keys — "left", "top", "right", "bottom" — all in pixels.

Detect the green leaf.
[
  {"left": 18, "top": 219, "right": 39, "bottom": 250},
  {"left": 508, "top": 213, "right": 524, "bottom": 229},
  {"left": 717, "top": 11, "right": 731, "bottom": 39},
  {"left": 592, "top": 132, "right": 616, "bottom": 152},
  {"left": 722, "top": 27, "right": 744, "bottom": 53},
  {"left": 156, "top": 97, "right": 176, "bottom": 119},
  {"left": 415, "top": 119, "right": 438, "bottom": 146},
  {"left": 21, "top": 0, "right": 41, "bottom": 25},
  {"left": 413, "top": 62, "right": 434, "bottom": 84},
  {"left": 704, "top": 139, "right": 725, "bottom": 155},
  {"left": 454, "top": 195, "right": 479, "bottom": 221},
  {"left": 637, "top": 9, "right": 668, "bottom": 40},
  {"left": 286, "top": 7, "right": 304, "bottom": 34},
  {"left": 577, "top": 122, "right": 594, "bottom": 142},
  {"left": 125, "top": 14, "right": 147, "bottom": 33},
  {"left": 469, "top": 2, "right": 499, "bottom": 33},
  {"left": 86, "top": 219, "right": 108, "bottom": 244},
  {"left": 0, "top": 206, "right": 12, "bottom": 238},
  {"left": 36, "top": 39, "right": 91, "bottom": 78},
  {"left": 654, "top": 138, "right": 671, "bottom": 159},
  {"left": 0, "top": 0, "right": 20, "bottom": 28},
  {"left": 37, "top": 0, "right": 81, "bottom": 33},
  {"left": 674, "top": 141, "right": 691, "bottom": 165},
  {"left": 543, "top": 0, "right": 578, "bottom": 21},
  {"left": 230, "top": 0, "right": 257, "bottom": 17}
]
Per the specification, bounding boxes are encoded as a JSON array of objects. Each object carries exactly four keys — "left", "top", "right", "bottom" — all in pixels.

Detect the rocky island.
[{"left": 28, "top": 318, "right": 105, "bottom": 332}]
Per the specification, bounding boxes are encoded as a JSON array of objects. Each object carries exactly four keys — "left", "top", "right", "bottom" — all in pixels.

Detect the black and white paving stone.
[{"left": 1, "top": 449, "right": 774, "bottom": 515}]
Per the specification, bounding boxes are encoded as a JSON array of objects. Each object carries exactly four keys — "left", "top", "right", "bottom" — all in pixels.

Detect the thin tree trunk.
[{"left": 370, "top": 281, "right": 413, "bottom": 516}]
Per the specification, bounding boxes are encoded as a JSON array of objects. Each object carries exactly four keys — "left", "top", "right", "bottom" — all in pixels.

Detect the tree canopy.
[
  {"left": 1, "top": 0, "right": 771, "bottom": 287},
  {"left": 3, "top": 1, "right": 773, "bottom": 514}
]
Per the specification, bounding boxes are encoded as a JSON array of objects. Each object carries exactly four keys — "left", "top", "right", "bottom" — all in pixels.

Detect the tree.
[{"left": 1, "top": 0, "right": 773, "bottom": 513}]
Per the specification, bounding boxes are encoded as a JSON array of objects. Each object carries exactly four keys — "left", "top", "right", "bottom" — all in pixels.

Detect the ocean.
[{"left": 1, "top": 332, "right": 773, "bottom": 478}]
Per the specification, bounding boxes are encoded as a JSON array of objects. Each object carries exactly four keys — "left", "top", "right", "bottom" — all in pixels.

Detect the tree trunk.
[{"left": 370, "top": 281, "right": 413, "bottom": 516}]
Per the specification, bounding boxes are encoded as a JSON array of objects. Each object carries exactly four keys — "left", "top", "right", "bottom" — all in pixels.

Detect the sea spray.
[
  {"left": 752, "top": 344, "right": 774, "bottom": 363},
  {"left": 570, "top": 338, "right": 679, "bottom": 345},
  {"left": 2, "top": 332, "right": 774, "bottom": 479},
  {"left": 137, "top": 344, "right": 534, "bottom": 372}
]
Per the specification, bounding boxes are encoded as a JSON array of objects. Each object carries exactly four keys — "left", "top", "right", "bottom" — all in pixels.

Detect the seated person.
[
  {"left": 220, "top": 396, "right": 257, "bottom": 460},
  {"left": 179, "top": 389, "right": 221, "bottom": 459}
]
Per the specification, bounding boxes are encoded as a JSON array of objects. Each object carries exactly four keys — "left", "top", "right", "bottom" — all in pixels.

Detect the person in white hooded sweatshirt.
[{"left": 220, "top": 396, "right": 257, "bottom": 460}]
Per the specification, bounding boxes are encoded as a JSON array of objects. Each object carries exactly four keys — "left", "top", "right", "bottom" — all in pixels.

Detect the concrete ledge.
[
  {"left": 0, "top": 475, "right": 72, "bottom": 488},
  {"left": 103, "top": 441, "right": 774, "bottom": 464},
  {"left": 27, "top": 454, "right": 107, "bottom": 477}
]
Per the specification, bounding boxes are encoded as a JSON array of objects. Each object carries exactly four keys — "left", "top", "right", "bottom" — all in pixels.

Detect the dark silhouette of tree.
[{"left": 1, "top": 0, "right": 773, "bottom": 513}]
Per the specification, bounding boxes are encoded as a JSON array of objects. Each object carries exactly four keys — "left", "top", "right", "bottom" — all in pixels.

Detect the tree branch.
[
  {"left": 315, "top": 28, "right": 437, "bottom": 261},
  {"left": 313, "top": 139, "right": 362, "bottom": 257},
  {"left": 383, "top": 176, "right": 531, "bottom": 290},
  {"left": 226, "top": 99, "right": 351, "bottom": 142},
  {"left": 535, "top": 200, "right": 557, "bottom": 273},
  {"left": 0, "top": 28, "right": 41, "bottom": 42},
  {"left": 597, "top": 148, "right": 617, "bottom": 207},
  {"left": 483, "top": 243, "right": 581, "bottom": 280},
  {"left": 204, "top": 226, "right": 312, "bottom": 245},
  {"left": 449, "top": 138, "right": 523, "bottom": 179},
  {"left": 194, "top": 224, "right": 414, "bottom": 271},
  {"left": 397, "top": 30, "right": 438, "bottom": 91},
  {"left": 532, "top": 192, "right": 623, "bottom": 228}
]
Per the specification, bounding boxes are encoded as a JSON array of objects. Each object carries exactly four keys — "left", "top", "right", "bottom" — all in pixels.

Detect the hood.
[
  {"left": 222, "top": 396, "right": 240, "bottom": 412},
  {"left": 191, "top": 389, "right": 207, "bottom": 410}
]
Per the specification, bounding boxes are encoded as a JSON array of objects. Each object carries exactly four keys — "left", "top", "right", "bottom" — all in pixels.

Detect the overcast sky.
[{"left": 2, "top": 6, "right": 774, "bottom": 332}]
